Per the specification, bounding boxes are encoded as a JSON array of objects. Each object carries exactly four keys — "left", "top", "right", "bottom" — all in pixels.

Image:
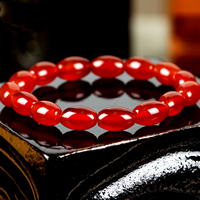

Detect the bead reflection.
[
  {"left": 98, "top": 131, "right": 132, "bottom": 144},
  {"left": 125, "top": 80, "right": 156, "bottom": 100},
  {"left": 10, "top": 116, "right": 38, "bottom": 139},
  {"left": 31, "top": 125, "right": 62, "bottom": 147},
  {"left": 0, "top": 107, "right": 38, "bottom": 138},
  {"left": 92, "top": 78, "right": 124, "bottom": 98},
  {"left": 0, "top": 107, "right": 19, "bottom": 127},
  {"left": 159, "top": 114, "right": 187, "bottom": 130},
  {"left": 33, "top": 86, "right": 59, "bottom": 102},
  {"left": 181, "top": 105, "right": 200, "bottom": 125},
  {"left": 133, "top": 125, "right": 164, "bottom": 138},
  {"left": 58, "top": 80, "right": 91, "bottom": 101},
  {"left": 61, "top": 131, "right": 97, "bottom": 150}
]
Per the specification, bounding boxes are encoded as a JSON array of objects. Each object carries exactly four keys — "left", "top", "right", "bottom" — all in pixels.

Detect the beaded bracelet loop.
[{"left": 0, "top": 55, "right": 200, "bottom": 131}]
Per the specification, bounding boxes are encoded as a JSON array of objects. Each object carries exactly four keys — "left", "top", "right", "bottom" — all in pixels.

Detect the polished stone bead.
[
  {"left": 31, "top": 100, "right": 62, "bottom": 126},
  {"left": 11, "top": 91, "right": 38, "bottom": 116},
  {"left": 154, "top": 62, "right": 180, "bottom": 86},
  {"left": 133, "top": 101, "right": 169, "bottom": 126},
  {"left": 61, "top": 106, "right": 97, "bottom": 130},
  {"left": 9, "top": 70, "right": 36, "bottom": 92},
  {"left": 177, "top": 81, "right": 200, "bottom": 106},
  {"left": 173, "top": 70, "right": 196, "bottom": 89},
  {"left": 98, "top": 107, "right": 135, "bottom": 131},
  {"left": 57, "top": 56, "right": 90, "bottom": 81},
  {"left": 29, "top": 61, "right": 58, "bottom": 85},
  {"left": 91, "top": 55, "right": 124, "bottom": 78},
  {"left": 0, "top": 82, "right": 20, "bottom": 107},
  {"left": 159, "top": 91, "right": 185, "bottom": 116},
  {"left": 125, "top": 57, "right": 154, "bottom": 80}
]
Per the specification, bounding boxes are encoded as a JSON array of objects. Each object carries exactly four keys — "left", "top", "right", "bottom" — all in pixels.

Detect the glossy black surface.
[
  {"left": 0, "top": 73, "right": 200, "bottom": 199},
  {"left": 1, "top": 73, "right": 200, "bottom": 155},
  {"left": 43, "top": 125, "right": 200, "bottom": 200}
]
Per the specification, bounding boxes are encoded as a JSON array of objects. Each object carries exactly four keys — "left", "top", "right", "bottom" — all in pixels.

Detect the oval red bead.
[
  {"left": 29, "top": 61, "right": 58, "bottom": 85},
  {"left": 0, "top": 82, "right": 20, "bottom": 107},
  {"left": 173, "top": 70, "right": 196, "bottom": 90},
  {"left": 159, "top": 91, "right": 185, "bottom": 116},
  {"left": 125, "top": 57, "right": 154, "bottom": 80},
  {"left": 91, "top": 55, "right": 124, "bottom": 78},
  {"left": 61, "top": 106, "right": 97, "bottom": 130},
  {"left": 57, "top": 56, "right": 90, "bottom": 81},
  {"left": 98, "top": 107, "right": 135, "bottom": 131},
  {"left": 31, "top": 101, "right": 62, "bottom": 126},
  {"left": 133, "top": 101, "right": 169, "bottom": 126},
  {"left": 11, "top": 91, "right": 38, "bottom": 116},
  {"left": 9, "top": 70, "right": 36, "bottom": 92},
  {"left": 177, "top": 81, "right": 200, "bottom": 106},
  {"left": 154, "top": 62, "right": 180, "bottom": 86}
]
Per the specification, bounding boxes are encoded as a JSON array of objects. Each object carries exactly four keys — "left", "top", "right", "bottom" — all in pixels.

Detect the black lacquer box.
[{"left": 1, "top": 71, "right": 200, "bottom": 200}]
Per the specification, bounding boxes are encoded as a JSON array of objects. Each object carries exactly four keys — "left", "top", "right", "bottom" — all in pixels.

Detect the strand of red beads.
[{"left": 0, "top": 55, "right": 200, "bottom": 132}]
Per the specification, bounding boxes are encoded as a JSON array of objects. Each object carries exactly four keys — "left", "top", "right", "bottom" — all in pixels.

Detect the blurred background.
[{"left": 0, "top": 0, "right": 200, "bottom": 80}]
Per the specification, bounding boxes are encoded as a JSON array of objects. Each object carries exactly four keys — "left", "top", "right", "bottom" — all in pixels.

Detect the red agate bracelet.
[{"left": 0, "top": 55, "right": 200, "bottom": 132}]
